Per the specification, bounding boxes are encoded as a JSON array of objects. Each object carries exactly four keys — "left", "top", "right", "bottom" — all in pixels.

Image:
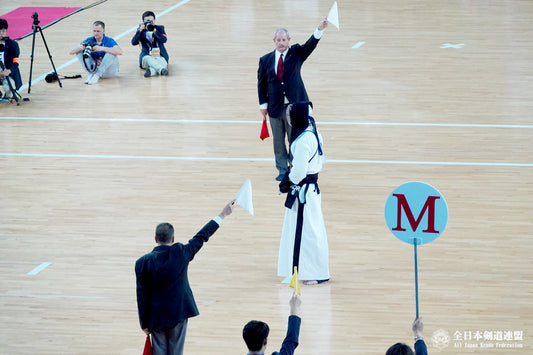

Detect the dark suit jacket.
[
  {"left": 258, "top": 34, "right": 320, "bottom": 118},
  {"left": 131, "top": 24, "right": 169, "bottom": 67},
  {"left": 1, "top": 38, "right": 22, "bottom": 90},
  {"left": 271, "top": 315, "right": 301, "bottom": 355},
  {"left": 135, "top": 220, "right": 219, "bottom": 330},
  {"left": 414, "top": 339, "right": 428, "bottom": 355}
]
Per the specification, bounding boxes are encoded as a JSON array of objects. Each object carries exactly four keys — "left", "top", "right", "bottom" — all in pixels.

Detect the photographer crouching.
[
  {"left": 131, "top": 11, "right": 169, "bottom": 77},
  {"left": 0, "top": 18, "right": 22, "bottom": 98},
  {"left": 69, "top": 21, "right": 122, "bottom": 85}
]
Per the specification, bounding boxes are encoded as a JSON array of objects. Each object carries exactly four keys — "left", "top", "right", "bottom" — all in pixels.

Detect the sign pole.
[
  {"left": 414, "top": 238, "right": 419, "bottom": 318},
  {"left": 385, "top": 181, "right": 448, "bottom": 321}
]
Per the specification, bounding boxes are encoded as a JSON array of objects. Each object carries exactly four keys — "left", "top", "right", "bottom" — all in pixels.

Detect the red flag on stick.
[
  {"left": 260, "top": 117, "right": 270, "bottom": 140},
  {"left": 143, "top": 335, "right": 152, "bottom": 355}
]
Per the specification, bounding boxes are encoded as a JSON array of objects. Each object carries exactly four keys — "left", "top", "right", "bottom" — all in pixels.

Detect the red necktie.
[{"left": 277, "top": 53, "right": 283, "bottom": 80}]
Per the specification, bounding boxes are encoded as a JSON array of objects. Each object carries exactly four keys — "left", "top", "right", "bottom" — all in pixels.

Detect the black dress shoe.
[{"left": 275, "top": 173, "right": 285, "bottom": 181}]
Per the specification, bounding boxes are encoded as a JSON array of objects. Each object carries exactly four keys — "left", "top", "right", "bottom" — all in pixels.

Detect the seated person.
[
  {"left": 131, "top": 11, "right": 169, "bottom": 77},
  {"left": 69, "top": 20, "right": 122, "bottom": 85},
  {"left": 0, "top": 18, "right": 22, "bottom": 98}
]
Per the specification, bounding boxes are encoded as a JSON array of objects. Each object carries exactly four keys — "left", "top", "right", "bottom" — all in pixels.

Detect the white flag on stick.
[
  {"left": 327, "top": 1, "right": 339, "bottom": 30},
  {"left": 235, "top": 179, "right": 254, "bottom": 216}
]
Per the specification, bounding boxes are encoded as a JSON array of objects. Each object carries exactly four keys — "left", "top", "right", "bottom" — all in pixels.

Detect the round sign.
[{"left": 384, "top": 182, "right": 448, "bottom": 245}]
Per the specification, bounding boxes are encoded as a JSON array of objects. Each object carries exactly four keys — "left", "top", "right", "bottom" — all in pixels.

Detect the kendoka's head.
[{"left": 287, "top": 102, "right": 313, "bottom": 143}]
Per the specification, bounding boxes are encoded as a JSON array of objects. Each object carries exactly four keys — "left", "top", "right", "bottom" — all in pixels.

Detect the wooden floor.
[{"left": 1, "top": 1, "right": 532, "bottom": 354}]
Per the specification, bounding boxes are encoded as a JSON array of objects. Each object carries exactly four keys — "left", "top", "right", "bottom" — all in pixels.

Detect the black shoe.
[
  {"left": 275, "top": 173, "right": 285, "bottom": 181},
  {"left": 160, "top": 68, "right": 168, "bottom": 76},
  {"left": 144, "top": 68, "right": 152, "bottom": 77}
]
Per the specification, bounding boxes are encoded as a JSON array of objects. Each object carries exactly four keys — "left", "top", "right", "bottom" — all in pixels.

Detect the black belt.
[
  {"left": 290, "top": 173, "right": 319, "bottom": 270},
  {"left": 284, "top": 173, "right": 319, "bottom": 209}
]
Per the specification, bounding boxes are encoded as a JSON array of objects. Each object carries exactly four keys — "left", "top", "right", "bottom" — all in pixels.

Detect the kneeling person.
[
  {"left": 0, "top": 18, "right": 22, "bottom": 98},
  {"left": 69, "top": 21, "right": 122, "bottom": 85},
  {"left": 131, "top": 11, "right": 169, "bottom": 77}
]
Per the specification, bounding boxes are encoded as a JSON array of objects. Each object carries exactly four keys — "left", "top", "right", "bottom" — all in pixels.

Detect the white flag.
[
  {"left": 235, "top": 179, "right": 254, "bottom": 216},
  {"left": 327, "top": 1, "right": 339, "bottom": 30}
]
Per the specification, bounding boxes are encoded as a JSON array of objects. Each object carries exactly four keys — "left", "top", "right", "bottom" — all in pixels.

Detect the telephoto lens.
[
  {"left": 144, "top": 20, "right": 155, "bottom": 31},
  {"left": 83, "top": 42, "right": 93, "bottom": 58}
]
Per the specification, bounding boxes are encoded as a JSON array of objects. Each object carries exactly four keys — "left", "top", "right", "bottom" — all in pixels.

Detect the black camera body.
[
  {"left": 83, "top": 40, "right": 94, "bottom": 58},
  {"left": 144, "top": 20, "right": 155, "bottom": 32},
  {"left": 31, "top": 12, "right": 40, "bottom": 27}
]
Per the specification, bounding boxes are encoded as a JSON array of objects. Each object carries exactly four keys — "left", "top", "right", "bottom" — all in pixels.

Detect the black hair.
[
  {"left": 142, "top": 11, "right": 156, "bottom": 20},
  {"left": 385, "top": 343, "right": 414, "bottom": 355},
  {"left": 0, "top": 18, "right": 8, "bottom": 30},
  {"left": 243, "top": 320, "right": 269, "bottom": 351},
  {"left": 93, "top": 20, "right": 105, "bottom": 29},
  {"left": 155, "top": 223, "right": 174, "bottom": 243}
]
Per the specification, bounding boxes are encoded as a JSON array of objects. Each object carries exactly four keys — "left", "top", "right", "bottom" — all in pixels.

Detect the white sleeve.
[
  {"left": 288, "top": 133, "right": 314, "bottom": 184},
  {"left": 313, "top": 27, "right": 325, "bottom": 39}
]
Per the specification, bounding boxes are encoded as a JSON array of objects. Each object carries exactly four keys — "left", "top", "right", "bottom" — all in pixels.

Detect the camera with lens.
[
  {"left": 144, "top": 20, "right": 155, "bottom": 32},
  {"left": 31, "top": 12, "right": 40, "bottom": 27},
  {"left": 83, "top": 40, "right": 94, "bottom": 58}
]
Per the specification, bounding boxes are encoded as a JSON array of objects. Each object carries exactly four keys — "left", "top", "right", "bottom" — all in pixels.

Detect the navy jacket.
[
  {"left": 131, "top": 24, "right": 169, "bottom": 67},
  {"left": 272, "top": 315, "right": 301, "bottom": 355},
  {"left": 135, "top": 220, "right": 219, "bottom": 330},
  {"left": 257, "top": 34, "right": 320, "bottom": 118},
  {"left": 1, "top": 38, "right": 22, "bottom": 90},
  {"left": 414, "top": 339, "right": 428, "bottom": 355}
]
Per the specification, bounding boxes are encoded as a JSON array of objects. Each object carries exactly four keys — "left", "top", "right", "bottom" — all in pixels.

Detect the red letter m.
[{"left": 392, "top": 194, "right": 440, "bottom": 233}]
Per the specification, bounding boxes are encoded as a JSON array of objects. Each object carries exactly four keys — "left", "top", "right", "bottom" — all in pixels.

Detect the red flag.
[
  {"left": 143, "top": 335, "right": 152, "bottom": 355},
  {"left": 260, "top": 117, "right": 270, "bottom": 140}
]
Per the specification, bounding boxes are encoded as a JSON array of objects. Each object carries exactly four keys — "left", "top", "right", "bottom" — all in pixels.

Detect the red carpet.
[{"left": 1, "top": 7, "right": 82, "bottom": 40}]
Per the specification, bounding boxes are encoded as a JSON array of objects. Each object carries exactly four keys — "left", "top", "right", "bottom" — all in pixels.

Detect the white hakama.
[{"left": 277, "top": 128, "right": 330, "bottom": 281}]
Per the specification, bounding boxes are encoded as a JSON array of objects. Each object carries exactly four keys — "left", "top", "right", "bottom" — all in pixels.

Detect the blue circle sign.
[{"left": 384, "top": 182, "right": 448, "bottom": 245}]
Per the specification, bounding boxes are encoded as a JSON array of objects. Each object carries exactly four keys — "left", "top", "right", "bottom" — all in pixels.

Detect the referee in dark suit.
[
  {"left": 135, "top": 200, "right": 235, "bottom": 355},
  {"left": 258, "top": 18, "right": 328, "bottom": 181}
]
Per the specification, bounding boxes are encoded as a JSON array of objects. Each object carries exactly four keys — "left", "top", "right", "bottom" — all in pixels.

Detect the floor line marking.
[
  {"left": 1, "top": 153, "right": 531, "bottom": 167},
  {"left": 27, "top": 262, "right": 52, "bottom": 275},
  {"left": 441, "top": 43, "right": 465, "bottom": 48},
  {"left": 1, "top": 117, "right": 532, "bottom": 129},
  {"left": 1, "top": 294, "right": 106, "bottom": 300}
]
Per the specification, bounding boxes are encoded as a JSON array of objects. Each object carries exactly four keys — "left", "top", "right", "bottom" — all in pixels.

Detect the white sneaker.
[
  {"left": 2, "top": 88, "right": 12, "bottom": 99},
  {"left": 2, "top": 77, "right": 15, "bottom": 97},
  {"left": 87, "top": 74, "right": 100, "bottom": 85},
  {"left": 84, "top": 74, "right": 94, "bottom": 84}
]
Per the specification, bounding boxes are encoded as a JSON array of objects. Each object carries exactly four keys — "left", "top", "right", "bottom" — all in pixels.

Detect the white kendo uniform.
[{"left": 278, "top": 124, "right": 330, "bottom": 281}]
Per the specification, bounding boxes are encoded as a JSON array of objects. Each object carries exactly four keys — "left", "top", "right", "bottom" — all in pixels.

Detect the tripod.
[
  {"left": 0, "top": 60, "right": 21, "bottom": 105},
  {"left": 28, "top": 12, "right": 61, "bottom": 93}
]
